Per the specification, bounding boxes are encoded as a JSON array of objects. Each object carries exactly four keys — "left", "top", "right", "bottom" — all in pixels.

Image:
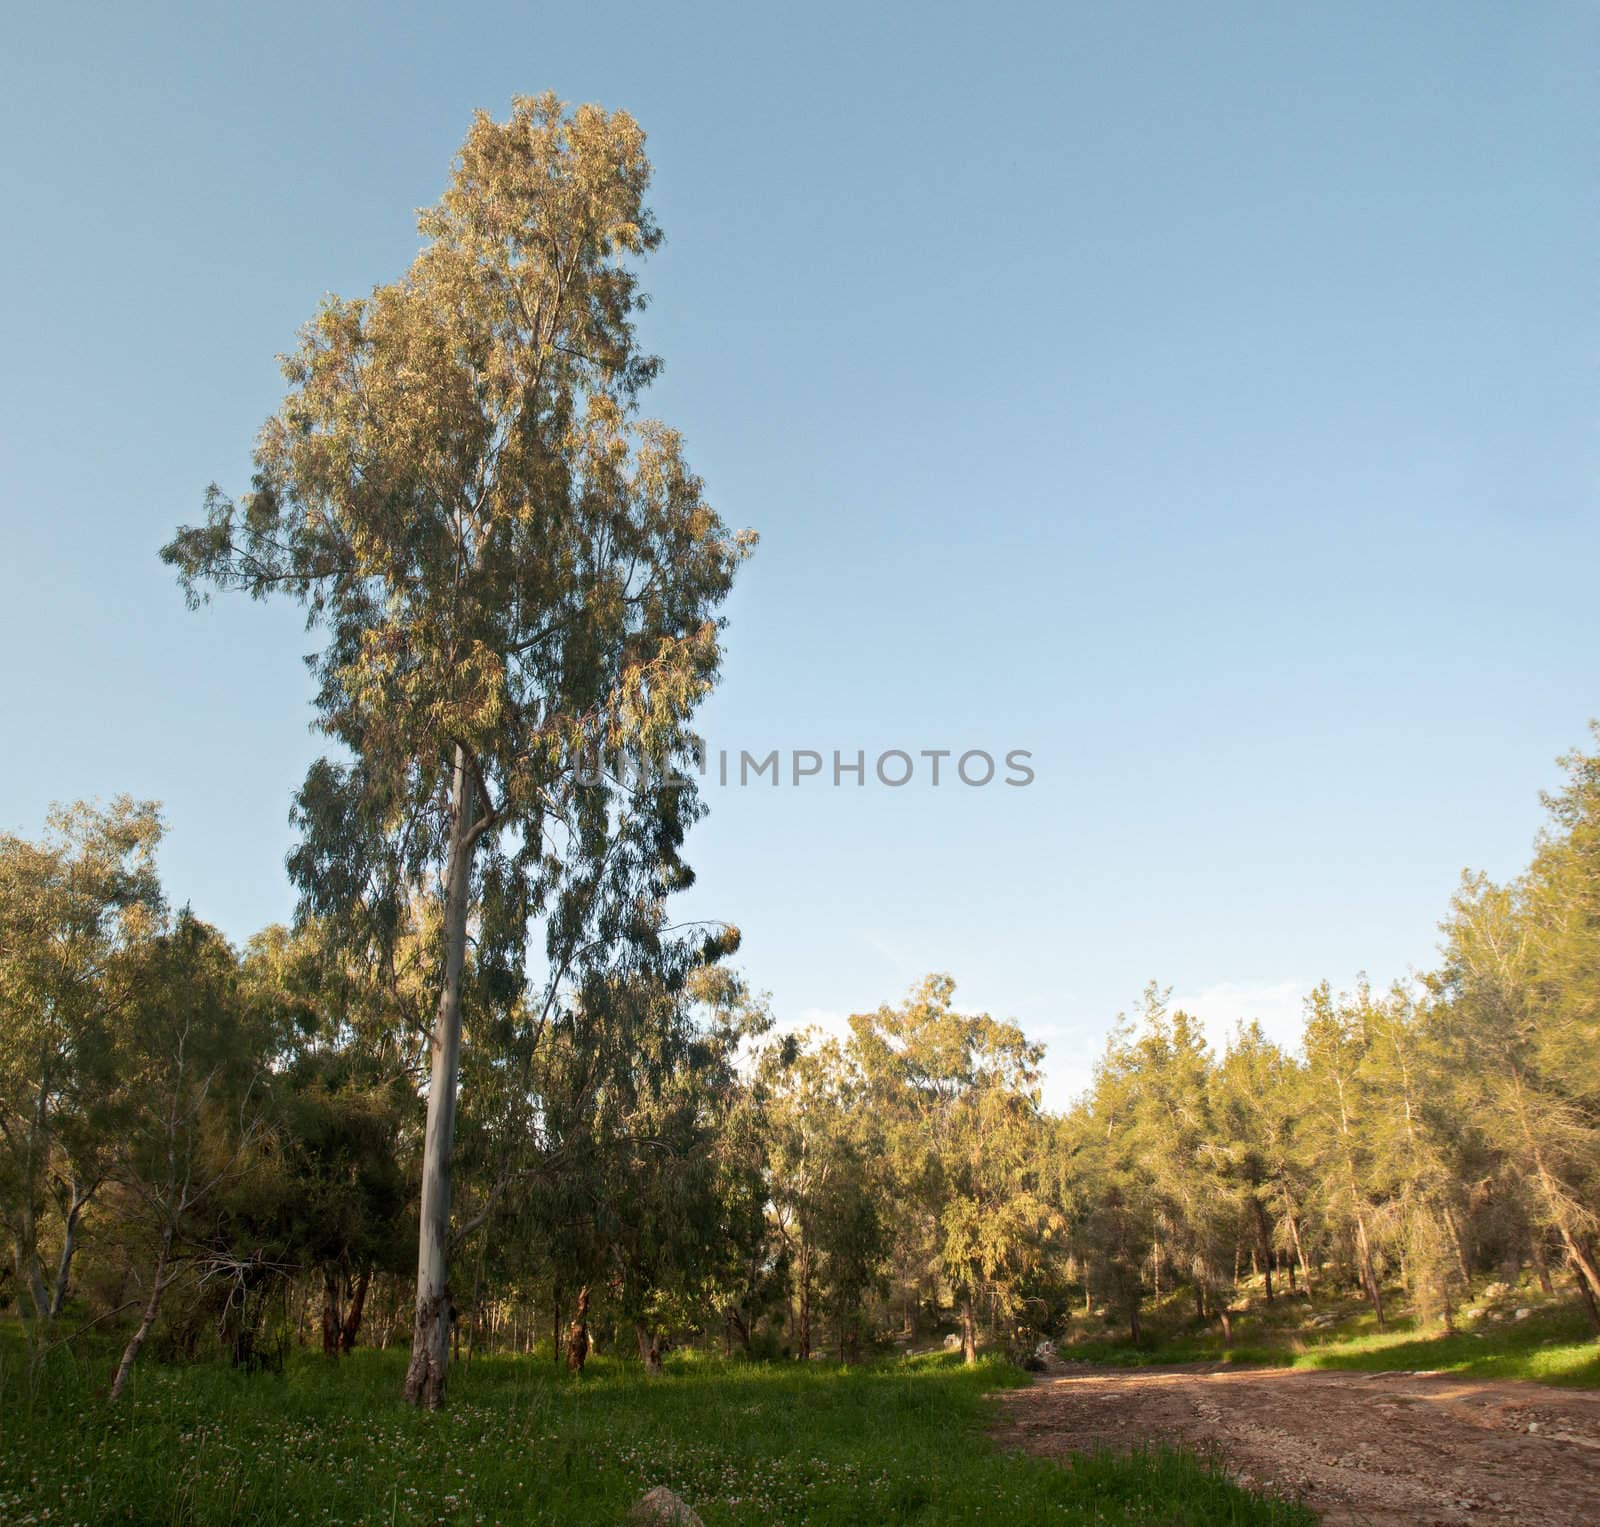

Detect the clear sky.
[{"left": 2, "top": 2, "right": 1593, "bottom": 1104}]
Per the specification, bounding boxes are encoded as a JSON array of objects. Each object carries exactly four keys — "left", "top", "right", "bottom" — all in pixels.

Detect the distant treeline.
[{"left": 4, "top": 727, "right": 1597, "bottom": 1386}]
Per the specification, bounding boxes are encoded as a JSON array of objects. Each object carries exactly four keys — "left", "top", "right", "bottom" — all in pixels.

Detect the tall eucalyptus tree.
[{"left": 164, "top": 95, "right": 751, "bottom": 1405}]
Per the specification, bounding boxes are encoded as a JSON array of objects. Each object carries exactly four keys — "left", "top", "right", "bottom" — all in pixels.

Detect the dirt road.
[{"left": 991, "top": 1362, "right": 1600, "bottom": 1525}]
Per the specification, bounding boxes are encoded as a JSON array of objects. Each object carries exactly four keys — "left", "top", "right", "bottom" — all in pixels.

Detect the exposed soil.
[{"left": 991, "top": 1361, "right": 1600, "bottom": 1525}]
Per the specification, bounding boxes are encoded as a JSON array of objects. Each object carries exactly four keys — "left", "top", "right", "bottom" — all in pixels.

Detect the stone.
[
  {"left": 627, "top": 1486, "right": 704, "bottom": 1526},
  {"left": 1514, "top": 1308, "right": 1532, "bottom": 1321}
]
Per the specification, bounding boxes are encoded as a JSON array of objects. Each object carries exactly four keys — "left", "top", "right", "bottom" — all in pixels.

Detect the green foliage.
[
  {"left": 160, "top": 93, "right": 754, "bottom": 1403},
  {"left": 160, "top": 93, "right": 752, "bottom": 1010},
  {"left": 849, "top": 975, "right": 1060, "bottom": 1361},
  {"left": 1432, "top": 729, "right": 1600, "bottom": 1314},
  {"left": 12, "top": 722, "right": 1600, "bottom": 1402},
  {"left": 0, "top": 797, "right": 164, "bottom": 1320}
]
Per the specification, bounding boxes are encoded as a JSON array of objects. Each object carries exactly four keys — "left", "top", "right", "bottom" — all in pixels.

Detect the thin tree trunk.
[
  {"left": 1332, "top": 1069, "right": 1382, "bottom": 1325},
  {"left": 321, "top": 1265, "right": 343, "bottom": 1356},
  {"left": 1354, "top": 1210, "right": 1386, "bottom": 1327},
  {"left": 466, "top": 1232, "right": 488, "bottom": 1366},
  {"left": 635, "top": 1318, "right": 662, "bottom": 1374},
  {"left": 403, "top": 747, "right": 476, "bottom": 1410},
  {"left": 18, "top": 1064, "right": 52, "bottom": 1321},
  {"left": 381, "top": 1280, "right": 400, "bottom": 1348},
  {"left": 1572, "top": 1258, "right": 1600, "bottom": 1335},
  {"left": 48, "top": 1177, "right": 92, "bottom": 1318},
  {"left": 15, "top": 1226, "right": 50, "bottom": 1323},
  {"left": 1528, "top": 1152, "right": 1600, "bottom": 1323},
  {"left": 959, "top": 1291, "right": 977, "bottom": 1365},
  {"left": 109, "top": 1226, "right": 172, "bottom": 1402},
  {"left": 1530, "top": 1233, "right": 1554, "bottom": 1296},
  {"left": 1253, "top": 1199, "right": 1274, "bottom": 1304},
  {"left": 1444, "top": 1204, "right": 1473, "bottom": 1285},
  {"left": 340, "top": 1263, "right": 372, "bottom": 1354},
  {"left": 796, "top": 1235, "right": 812, "bottom": 1360},
  {"left": 1287, "top": 1211, "right": 1314, "bottom": 1298},
  {"left": 565, "top": 1285, "right": 591, "bottom": 1373}
]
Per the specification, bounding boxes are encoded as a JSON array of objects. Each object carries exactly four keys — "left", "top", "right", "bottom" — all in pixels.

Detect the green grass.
[
  {"left": 0, "top": 1337, "right": 1311, "bottom": 1526},
  {"left": 1285, "top": 1306, "right": 1600, "bottom": 1385},
  {"left": 1061, "top": 1291, "right": 1600, "bottom": 1388}
]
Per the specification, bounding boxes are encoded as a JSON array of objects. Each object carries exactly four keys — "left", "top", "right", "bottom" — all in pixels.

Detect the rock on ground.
[{"left": 626, "top": 1485, "right": 705, "bottom": 1526}]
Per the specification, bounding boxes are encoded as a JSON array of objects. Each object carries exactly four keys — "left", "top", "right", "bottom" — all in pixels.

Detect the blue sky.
[{"left": 2, "top": 2, "right": 1593, "bottom": 1103}]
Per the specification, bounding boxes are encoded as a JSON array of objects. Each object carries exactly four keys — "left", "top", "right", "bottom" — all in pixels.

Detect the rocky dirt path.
[{"left": 990, "top": 1362, "right": 1600, "bottom": 1524}]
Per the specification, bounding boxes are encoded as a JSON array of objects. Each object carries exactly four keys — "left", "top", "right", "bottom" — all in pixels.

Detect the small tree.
[
  {"left": 163, "top": 95, "right": 751, "bottom": 1406},
  {"left": 851, "top": 976, "right": 1058, "bottom": 1364},
  {"left": 0, "top": 798, "right": 163, "bottom": 1323},
  {"left": 1302, "top": 981, "right": 1389, "bottom": 1326},
  {"left": 107, "top": 915, "right": 269, "bottom": 1400},
  {"left": 1213, "top": 1022, "right": 1317, "bottom": 1300}
]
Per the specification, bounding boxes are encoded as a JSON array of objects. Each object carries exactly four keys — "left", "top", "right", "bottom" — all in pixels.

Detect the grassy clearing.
[
  {"left": 1061, "top": 1288, "right": 1600, "bottom": 1387},
  {"left": 0, "top": 1337, "right": 1311, "bottom": 1526}
]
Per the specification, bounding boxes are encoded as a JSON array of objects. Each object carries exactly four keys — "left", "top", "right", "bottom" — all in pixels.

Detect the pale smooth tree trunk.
[
  {"left": 48, "top": 1177, "right": 93, "bottom": 1318},
  {"left": 109, "top": 1225, "right": 172, "bottom": 1402},
  {"left": 403, "top": 748, "right": 476, "bottom": 1409}
]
